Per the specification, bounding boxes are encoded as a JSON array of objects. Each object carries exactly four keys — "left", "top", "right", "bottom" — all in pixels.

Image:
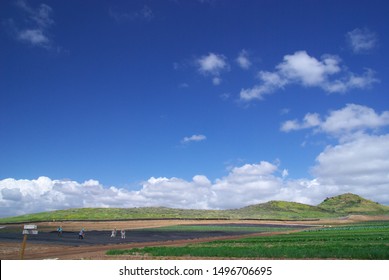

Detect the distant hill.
[
  {"left": 318, "top": 193, "right": 389, "bottom": 214},
  {"left": 1, "top": 193, "right": 388, "bottom": 223},
  {"left": 237, "top": 200, "right": 336, "bottom": 220}
]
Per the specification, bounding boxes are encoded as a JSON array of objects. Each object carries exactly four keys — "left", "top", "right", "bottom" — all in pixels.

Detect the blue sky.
[{"left": 1, "top": 0, "right": 389, "bottom": 217}]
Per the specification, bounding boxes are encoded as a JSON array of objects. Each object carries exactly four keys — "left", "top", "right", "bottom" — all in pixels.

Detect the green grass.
[
  {"left": 107, "top": 221, "right": 389, "bottom": 259},
  {"left": 138, "top": 224, "right": 297, "bottom": 233},
  {"left": 0, "top": 207, "right": 231, "bottom": 223}
]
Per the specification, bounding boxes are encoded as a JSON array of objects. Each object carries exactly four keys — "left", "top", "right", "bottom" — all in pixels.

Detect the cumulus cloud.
[
  {"left": 280, "top": 103, "right": 389, "bottom": 205},
  {"left": 346, "top": 28, "right": 378, "bottom": 54},
  {"left": 209, "top": 161, "right": 284, "bottom": 209},
  {"left": 197, "top": 53, "right": 229, "bottom": 85},
  {"left": 2, "top": 152, "right": 389, "bottom": 217},
  {"left": 139, "top": 176, "right": 213, "bottom": 209},
  {"left": 240, "top": 51, "right": 378, "bottom": 101},
  {"left": 312, "top": 134, "right": 389, "bottom": 204},
  {"left": 11, "top": 0, "right": 55, "bottom": 48},
  {"left": 182, "top": 134, "right": 207, "bottom": 143},
  {"left": 281, "top": 104, "right": 389, "bottom": 140},
  {"left": 281, "top": 113, "right": 321, "bottom": 133},
  {"left": 0, "top": 162, "right": 293, "bottom": 217}
]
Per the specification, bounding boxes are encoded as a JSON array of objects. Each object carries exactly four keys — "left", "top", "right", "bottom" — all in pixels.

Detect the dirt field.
[{"left": 1, "top": 216, "right": 388, "bottom": 260}]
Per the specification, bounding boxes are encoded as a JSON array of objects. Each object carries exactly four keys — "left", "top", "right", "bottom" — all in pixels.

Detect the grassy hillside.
[
  {"left": 1, "top": 193, "right": 388, "bottom": 223},
  {"left": 0, "top": 207, "right": 230, "bottom": 223},
  {"left": 237, "top": 200, "right": 337, "bottom": 219},
  {"left": 318, "top": 193, "right": 389, "bottom": 214}
]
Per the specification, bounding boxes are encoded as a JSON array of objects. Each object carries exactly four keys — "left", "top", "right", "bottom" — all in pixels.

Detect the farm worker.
[
  {"left": 121, "top": 229, "right": 125, "bottom": 239},
  {"left": 78, "top": 228, "right": 85, "bottom": 239},
  {"left": 57, "top": 225, "right": 63, "bottom": 237},
  {"left": 110, "top": 229, "right": 116, "bottom": 237}
]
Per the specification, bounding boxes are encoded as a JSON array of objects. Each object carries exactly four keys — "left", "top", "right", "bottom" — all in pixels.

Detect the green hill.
[
  {"left": 318, "top": 193, "right": 389, "bottom": 214},
  {"left": 1, "top": 193, "right": 388, "bottom": 223},
  {"left": 236, "top": 200, "right": 337, "bottom": 219}
]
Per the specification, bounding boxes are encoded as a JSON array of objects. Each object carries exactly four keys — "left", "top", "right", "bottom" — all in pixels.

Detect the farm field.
[
  {"left": 0, "top": 219, "right": 314, "bottom": 259},
  {"left": 1, "top": 217, "right": 389, "bottom": 259},
  {"left": 107, "top": 221, "right": 389, "bottom": 259},
  {"left": 1, "top": 193, "right": 389, "bottom": 260}
]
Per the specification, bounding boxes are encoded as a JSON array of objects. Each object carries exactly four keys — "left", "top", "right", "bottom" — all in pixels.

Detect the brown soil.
[{"left": 1, "top": 215, "right": 388, "bottom": 260}]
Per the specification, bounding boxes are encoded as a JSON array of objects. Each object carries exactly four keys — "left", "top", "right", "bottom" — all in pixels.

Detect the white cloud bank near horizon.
[
  {"left": 1, "top": 154, "right": 388, "bottom": 218},
  {"left": 2, "top": 103, "right": 389, "bottom": 218},
  {"left": 2, "top": 127, "right": 389, "bottom": 218}
]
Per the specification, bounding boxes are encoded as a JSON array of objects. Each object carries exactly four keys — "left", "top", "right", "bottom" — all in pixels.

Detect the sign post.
[{"left": 20, "top": 224, "right": 38, "bottom": 260}]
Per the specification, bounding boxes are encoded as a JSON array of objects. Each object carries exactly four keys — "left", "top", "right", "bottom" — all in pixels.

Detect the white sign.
[
  {"left": 22, "top": 229, "right": 38, "bottom": 235},
  {"left": 24, "top": 225, "right": 37, "bottom": 230}
]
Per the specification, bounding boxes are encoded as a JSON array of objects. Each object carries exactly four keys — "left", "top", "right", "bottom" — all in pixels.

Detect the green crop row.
[
  {"left": 107, "top": 222, "right": 389, "bottom": 259},
  {"left": 140, "top": 225, "right": 299, "bottom": 233}
]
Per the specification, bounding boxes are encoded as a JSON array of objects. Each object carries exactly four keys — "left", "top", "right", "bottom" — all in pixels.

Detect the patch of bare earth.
[{"left": 1, "top": 216, "right": 388, "bottom": 260}]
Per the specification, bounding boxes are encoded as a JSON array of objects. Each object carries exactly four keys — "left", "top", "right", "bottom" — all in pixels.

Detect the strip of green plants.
[
  {"left": 107, "top": 222, "right": 389, "bottom": 259},
  {"left": 139, "top": 225, "right": 297, "bottom": 233}
]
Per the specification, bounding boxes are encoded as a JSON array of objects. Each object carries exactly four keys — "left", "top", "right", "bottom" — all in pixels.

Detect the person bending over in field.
[{"left": 121, "top": 229, "right": 126, "bottom": 239}]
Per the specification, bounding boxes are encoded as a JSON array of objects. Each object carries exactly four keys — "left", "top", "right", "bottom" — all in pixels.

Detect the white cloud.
[
  {"left": 280, "top": 104, "right": 389, "bottom": 205},
  {"left": 346, "top": 28, "right": 378, "bottom": 54},
  {"left": 139, "top": 176, "right": 213, "bottom": 209},
  {"left": 312, "top": 134, "right": 389, "bottom": 204},
  {"left": 0, "top": 162, "right": 286, "bottom": 217},
  {"left": 1, "top": 188, "right": 23, "bottom": 201},
  {"left": 197, "top": 53, "right": 228, "bottom": 75},
  {"left": 240, "top": 51, "right": 378, "bottom": 101},
  {"left": 5, "top": 0, "right": 64, "bottom": 53},
  {"left": 281, "top": 104, "right": 389, "bottom": 140},
  {"left": 12, "top": 0, "right": 55, "bottom": 48},
  {"left": 197, "top": 53, "right": 229, "bottom": 85},
  {"left": 236, "top": 49, "right": 252, "bottom": 69},
  {"left": 281, "top": 113, "right": 321, "bottom": 132},
  {"left": 209, "top": 162, "right": 284, "bottom": 209},
  {"left": 2, "top": 152, "right": 389, "bottom": 217},
  {"left": 278, "top": 52, "right": 341, "bottom": 86},
  {"left": 240, "top": 71, "right": 287, "bottom": 100},
  {"left": 18, "top": 29, "right": 50, "bottom": 45},
  {"left": 182, "top": 134, "right": 207, "bottom": 143},
  {"left": 321, "top": 104, "right": 389, "bottom": 137},
  {"left": 16, "top": 0, "right": 54, "bottom": 28}
]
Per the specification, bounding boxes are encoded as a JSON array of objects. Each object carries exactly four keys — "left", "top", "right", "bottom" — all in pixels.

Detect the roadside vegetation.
[{"left": 107, "top": 221, "right": 389, "bottom": 259}]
